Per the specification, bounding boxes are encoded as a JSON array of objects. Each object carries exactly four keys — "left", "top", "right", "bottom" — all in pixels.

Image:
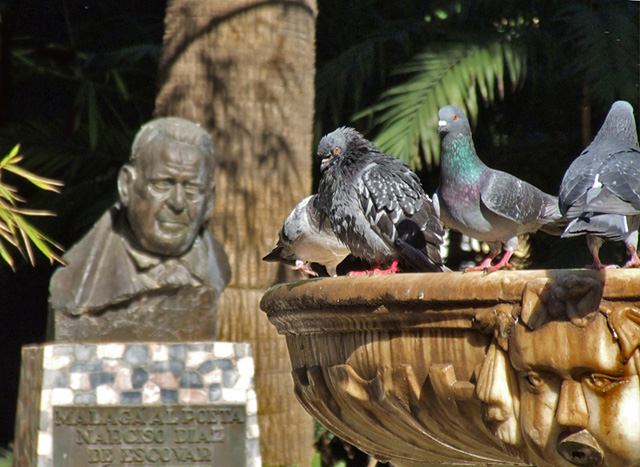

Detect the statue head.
[
  {"left": 118, "top": 117, "right": 216, "bottom": 257},
  {"left": 509, "top": 291, "right": 640, "bottom": 467}
]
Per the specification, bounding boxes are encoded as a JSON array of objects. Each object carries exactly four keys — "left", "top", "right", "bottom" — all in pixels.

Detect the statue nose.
[
  {"left": 556, "top": 430, "right": 603, "bottom": 467},
  {"left": 168, "top": 184, "right": 186, "bottom": 211}
]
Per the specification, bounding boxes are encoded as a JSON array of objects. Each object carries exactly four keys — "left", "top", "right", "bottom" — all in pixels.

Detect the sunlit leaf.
[
  {"left": 3, "top": 165, "right": 64, "bottom": 192},
  {"left": 0, "top": 145, "right": 64, "bottom": 267}
]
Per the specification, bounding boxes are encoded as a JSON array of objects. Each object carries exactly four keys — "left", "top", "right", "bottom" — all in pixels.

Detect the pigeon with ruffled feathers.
[
  {"left": 263, "top": 194, "right": 350, "bottom": 277},
  {"left": 434, "top": 105, "right": 564, "bottom": 272},
  {"left": 559, "top": 100, "right": 640, "bottom": 268},
  {"left": 315, "top": 126, "right": 445, "bottom": 274}
]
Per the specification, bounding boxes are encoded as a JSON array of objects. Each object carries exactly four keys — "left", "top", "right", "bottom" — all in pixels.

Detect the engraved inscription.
[{"left": 53, "top": 405, "right": 246, "bottom": 466}]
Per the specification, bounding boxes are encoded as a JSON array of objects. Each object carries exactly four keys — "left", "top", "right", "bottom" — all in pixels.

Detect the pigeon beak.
[
  {"left": 437, "top": 120, "right": 447, "bottom": 133},
  {"left": 319, "top": 153, "right": 331, "bottom": 171}
]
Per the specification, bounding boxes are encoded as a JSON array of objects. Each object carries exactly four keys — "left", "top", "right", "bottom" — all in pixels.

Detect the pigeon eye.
[
  {"left": 453, "top": 114, "right": 458, "bottom": 120},
  {"left": 333, "top": 146, "right": 341, "bottom": 155}
]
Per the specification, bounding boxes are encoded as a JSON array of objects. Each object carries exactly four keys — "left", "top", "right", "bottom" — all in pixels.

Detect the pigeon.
[
  {"left": 434, "top": 105, "right": 563, "bottom": 272},
  {"left": 558, "top": 100, "right": 640, "bottom": 269},
  {"left": 315, "top": 126, "right": 445, "bottom": 275},
  {"left": 262, "top": 194, "right": 351, "bottom": 277}
]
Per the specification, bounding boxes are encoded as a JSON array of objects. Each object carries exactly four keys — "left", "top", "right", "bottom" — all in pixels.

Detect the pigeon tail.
[
  {"left": 262, "top": 246, "right": 294, "bottom": 265},
  {"left": 562, "top": 214, "right": 632, "bottom": 242},
  {"left": 394, "top": 236, "right": 446, "bottom": 272}
]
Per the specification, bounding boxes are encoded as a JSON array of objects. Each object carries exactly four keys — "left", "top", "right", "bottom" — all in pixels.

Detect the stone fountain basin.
[{"left": 260, "top": 269, "right": 640, "bottom": 467}]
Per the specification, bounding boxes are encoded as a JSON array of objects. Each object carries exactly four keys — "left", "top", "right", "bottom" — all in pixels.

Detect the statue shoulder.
[
  {"left": 201, "top": 229, "right": 232, "bottom": 289},
  {"left": 49, "top": 206, "right": 135, "bottom": 316}
]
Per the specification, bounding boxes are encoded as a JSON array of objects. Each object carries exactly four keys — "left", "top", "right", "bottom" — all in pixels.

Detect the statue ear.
[
  {"left": 118, "top": 165, "right": 136, "bottom": 207},
  {"left": 204, "top": 181, "right": 216, "bottom": 220},
  {"left": 606, "top": 305, "right": 640, "bottom": 361}
]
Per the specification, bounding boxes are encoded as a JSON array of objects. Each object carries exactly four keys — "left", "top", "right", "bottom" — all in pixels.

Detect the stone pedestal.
[
  {"left": 13, "top": 342, "right": 260, "bottom": 467},
  {"left": 261, "top": 269, "right": 640, "bottom": 467}
]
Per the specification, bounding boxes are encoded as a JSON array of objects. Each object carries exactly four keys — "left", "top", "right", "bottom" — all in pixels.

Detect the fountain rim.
[{"left": 260, "top": 268, "right": 640, "bottom": 335}]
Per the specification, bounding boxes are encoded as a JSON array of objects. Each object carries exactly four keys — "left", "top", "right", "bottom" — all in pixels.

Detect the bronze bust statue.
[{"left": 48, "top": 117, "right": 231, "bottom": 342}]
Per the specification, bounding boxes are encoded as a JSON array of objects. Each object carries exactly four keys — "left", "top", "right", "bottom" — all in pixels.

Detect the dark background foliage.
[{"left": 0, "top": 1, "right": 638, "bottom": 464}]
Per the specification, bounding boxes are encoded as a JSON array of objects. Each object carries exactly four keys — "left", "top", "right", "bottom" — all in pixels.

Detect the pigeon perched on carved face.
[
  {"left": 559, "top": 100, "right": 640, "bottom": 269},
  {"left": 262, "top": 194, "right": 351, "bottom": 277},
  {"left": 434, "top": 105, "right": 564, "bottom": 272},
  {"left": 316, "top": 126, "right": 445, "bottom": 274}
]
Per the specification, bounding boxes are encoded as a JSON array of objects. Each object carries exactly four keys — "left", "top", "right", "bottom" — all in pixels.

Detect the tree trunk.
[{"left": 154, "top": 1, "right": 317, "bottom": 465}]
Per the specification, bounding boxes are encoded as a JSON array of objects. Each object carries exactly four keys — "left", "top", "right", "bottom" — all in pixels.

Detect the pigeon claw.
[
  {"left": 587, "top": 262, "right": 619, "bottom": 270},
  {"left": 347, "top": 260, "right": 399, "bottom": 276},
  {"left": 464, "top": 254, "right": 497, "bottom": 272},
  {"left": 466, "top": 251, "right": 512, "bottom": 273},
  {"left": 624, "top": 250, "right": 640, "bottom": 268},
  {"left": 586, "top": 253, "right": 619, "bottom": 270},
  {"left": 485, "top": 251, "right": 514, "bottom": 272},
  {"left": 371, "top": 259, "right": 399, "bottom": 275},
  {"left": 292, "top": 260, "right": 318, "bottom": 277}
]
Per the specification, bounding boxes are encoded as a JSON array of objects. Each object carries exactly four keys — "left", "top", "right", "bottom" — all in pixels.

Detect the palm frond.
[
  {"left": 357, "top": 38, "right": 527, "bottom": 169},
  {"left": 315, "top": 9, "right": 430, "bottom": 138}
]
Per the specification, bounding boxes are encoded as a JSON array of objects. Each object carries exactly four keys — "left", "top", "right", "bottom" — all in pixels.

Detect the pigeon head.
[
  {"left": 437, "top": 105, "right": 471, "bottom": 136},
  {"left": 592, "top": 100, "right": 638, "bottom": 148},
  {"left": 317, "top": 127, "right": 368, "bottom": 171}
]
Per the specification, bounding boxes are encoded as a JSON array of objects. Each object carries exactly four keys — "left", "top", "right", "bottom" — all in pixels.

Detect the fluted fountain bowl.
[{"left": 260, "top": 269, "right": 640, "bottom": 467}]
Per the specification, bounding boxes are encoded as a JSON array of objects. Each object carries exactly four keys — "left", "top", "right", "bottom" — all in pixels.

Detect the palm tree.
[{"left": 155, "top": 1, "right": 318, "bottom": 465}]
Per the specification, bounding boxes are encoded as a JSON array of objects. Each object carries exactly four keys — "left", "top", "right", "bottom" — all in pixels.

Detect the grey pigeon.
[
  {"left": 434, "top": 105, "right": 563, "bottom": 272},
  {"left": 558, "top": 100, "right": 640, "bottom": 269},
  {"left": 263, "top": 194, "right": 350, "bottom": 277},
  {"left": 316, "top": 126, "right": 445, "bottom": 274}
]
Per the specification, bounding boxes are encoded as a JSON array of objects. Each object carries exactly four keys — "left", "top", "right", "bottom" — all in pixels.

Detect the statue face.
[
  {"left": 509, "top": 313, "right": 640, "bottom": 467},
  {"left": 120, "top": 140, "right": 214, "bottom": 256},
  {"left": 476, "top": 343, "right": 522, "bottom": 446}
]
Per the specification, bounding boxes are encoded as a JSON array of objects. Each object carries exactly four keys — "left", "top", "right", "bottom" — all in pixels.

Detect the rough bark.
[{"left": 155, "top": 1, "right": 317, "bottom": 465}]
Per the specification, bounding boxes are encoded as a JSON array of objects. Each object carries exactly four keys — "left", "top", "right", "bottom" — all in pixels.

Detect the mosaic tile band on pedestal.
[{"left": 16, "top": 341, "right": 260, "bottom": 467}]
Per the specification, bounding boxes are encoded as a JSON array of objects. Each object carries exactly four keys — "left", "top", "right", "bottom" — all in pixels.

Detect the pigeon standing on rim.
[
  {"left": 434, "top": 105, "right": 563, "bottom": 272},
  {"left": 316, "top": 126, "right": 445, "bottom": 275},
  {"left": 559, "top": 100, "right": 640, "bottom": 269},
  {"left": 262, "top": 194, "right": 351, "bottom": 277}
]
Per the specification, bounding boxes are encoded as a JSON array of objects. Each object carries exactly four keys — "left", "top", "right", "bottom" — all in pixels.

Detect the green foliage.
[
  {"left": 315, "top": 0, "right": 639, "bottom": 173},
  {"left": 358, "top": 38, "right": 526, "bottom": 169},
  {"left": 0, "top": 145, "right": 64, "bottom": 269},
  {"left": 1, "top": 1, "right": 163, "bottom": 245},
  {"left": 0, "top": 446, "right": 12, "bottom": 467}
]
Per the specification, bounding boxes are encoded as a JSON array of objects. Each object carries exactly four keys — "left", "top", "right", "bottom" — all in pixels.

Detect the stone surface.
[
  {"left": 260, "top": 268, "right": 640, "bottom": 467},
  {"left": 13, "top": 342, "right": 260, "bottom": 467}
]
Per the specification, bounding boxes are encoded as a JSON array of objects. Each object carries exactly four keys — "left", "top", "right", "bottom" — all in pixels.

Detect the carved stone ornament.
[{"left": 260, "top": 269, "right": 640, "bottom": 467}]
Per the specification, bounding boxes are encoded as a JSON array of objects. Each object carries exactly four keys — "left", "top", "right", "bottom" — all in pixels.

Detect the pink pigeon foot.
[
  {"left": 586, "top": 250, "right": 618, "bottom": 270},
  {"left": 371, "top": 259, "right": 399, "bottom": 275},
  {"left": 484, "top": 251, "right": 514, "bottom": 272},
  {"left": 623, "top": 246, "right": 640, "bottom": 268},
  {"left": 292, "top": 260, "right": 318, "bottom": 277},
  {"left": 465, "top": 253, "right": 498, "bottom": 272},
  {"left": 348, "top": 260, "right": 399, "bottom": 276}
]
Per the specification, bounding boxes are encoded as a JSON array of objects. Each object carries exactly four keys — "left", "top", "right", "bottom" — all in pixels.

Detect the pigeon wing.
[
  {"left": 480, "top": 169, "right": 551, "bottom": 225},
  {"left": 594, "top": 147, "right": 640, "bottom": 213},
  {"left": 359, "top": 157, "right": 444, "bottom": 269},
  {"left": 360, "top": 158, "right": 428, "bottom": 238},
  {"left": 559, "top": 149, "right": 601, "bottom": 215}
]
